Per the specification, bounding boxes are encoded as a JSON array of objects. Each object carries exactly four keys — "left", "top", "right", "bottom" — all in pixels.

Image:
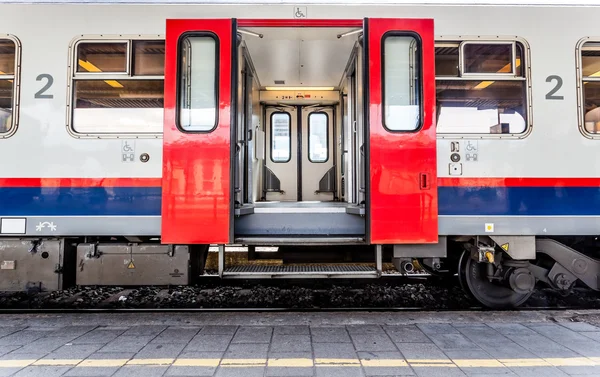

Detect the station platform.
[{"left": 0, "top": 310, "right": 600, "bottom": 376}]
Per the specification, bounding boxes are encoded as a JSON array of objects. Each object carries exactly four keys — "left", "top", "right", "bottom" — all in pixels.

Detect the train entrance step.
[{"left": 221, "top": 265, "right": 380, "bottom": 279}]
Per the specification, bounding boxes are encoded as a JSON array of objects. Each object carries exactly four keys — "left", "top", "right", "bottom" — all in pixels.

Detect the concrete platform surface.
[{"left": 0, "top": 310, "right": 599, "bottom": 376}]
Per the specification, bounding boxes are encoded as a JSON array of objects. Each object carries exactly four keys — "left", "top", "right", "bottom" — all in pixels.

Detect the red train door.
[
  {"left": 366, "top": 18, "right": 438, "bottom": 244},
  {"left": 162, "top": 19, "right": 234, "bottom": 244}
]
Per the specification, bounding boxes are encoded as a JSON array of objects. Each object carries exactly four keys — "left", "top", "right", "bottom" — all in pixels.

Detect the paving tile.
[
  {"left": 315, "top": 365, "right": 364, "bottom": 377},
  {"left": 505, "top": 366, "right": 570, "bottom": 377},
  {"left": 12, "top": 337, "right": 74, "bottom": 354},
  {"left": 273, "top": 326, "right": 310, "bottom": 336},
  {"left": 134, "top": 343, "right": 186, "bottom": 359},
  {"left": 313, "top": 342, "right": 357, "bottom": 360},
  {"left": 64, "top": 352, "right": 134, "bottom": 377},
  {"left": 267, "top": 351, "right": 313, "bottom": 376},
  {"left": 71, "top": 329, "right": 126, "bottom": 345},
  {"left": 427, "top": 334, "right": 478, "bottom": 351},
  {"left": 97, "top": 336, "right": 154, "bottom": 353},
  {"left": 416, "top": 324, "right": 459, "bottom": 335},
  {"left": 215, "top": 365, "right": 266, "bottom": 377},
  {"left": 0, "top": 327, "right": 26, "bottom": 339},
  {"left": 444, "top": 350, "right": 510, "bottom": 375},
  {"left": 526, "top": 324, "right": 600, "bottom": 357},
  {"left": 113, "top": 365, "right": 169, "bottom": 377},
  {"left": 122, "top": 325, "right": 167, "bottom": 337},
  {"left": 224, "top": 343, "right": 269, "bottom": 360},
  {"left": 0, "top": 367, "right": 25, "bottom": 377},
  {"left": 557, "top": 322, "right": 600, "bottom": 332},
  {"left": 351, "top": 335, "right": 397, "bottom": 352},
  {"left": 581, "top": 332, "right": 600, "bottom": 342},
  {"left": 347, "top": 325, "right": 385, "bottom": 335},
  {"left": 457, "top": 331, "right": 537, "bottom": 359},
  {"left": 150, "top": 327, "right": 200, "bottom": 344},
  {"left": 0, "top": 345, "right": 21, "bottom": 357},
  {"left": 231, "top": 326, "right": 272, "bottom": 344},
  {"left": 270, "top": 335, "right": 311, "bottom": 352},
  {"left": 40, "top": 344, "right": 103, "bottom": 359},
  {"left": 165, "top": 351, "right": 222, "bottom": 376},
  {"left": 486, "top": 324, "right": 537, "bottom": 336},
  {"left": 411, "top": 365, "right": 467, "bottom": 377},
  {"left": 311, "top": 327, "right": 351, "bottom": 343},
  {"left": 357, "top": 351, "right": 413, "bottom": 376},
  {"left": 384, "top": 326, "right": 431, "bottom": 343},
  {"left": 198, "top": 326, "right": 238, "bottom": 335},
  {"left": 184, "top": 335, "right": 233, "bottom": 352},
  {"left": 12, "top": 365, "right": 72, "bottom": 377},
  {"left": 0, "top": 353, "right": 41, "bottom": 377},
  {"left": 46, "top": 326, "right": 97, "bottom": 339},
  {"left": 0, "top": 330, "right": 53, "bottom": 346},
  {"left": 505, "top": 333, "right": 582, "bottom": 358},
  {"left": 395, "top": 343, "right": 447, "bottom": 360}
]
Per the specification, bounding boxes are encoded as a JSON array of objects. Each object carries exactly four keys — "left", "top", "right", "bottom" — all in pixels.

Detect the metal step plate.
[{"left": 222, "top": 265, "right": 379, "bottom": 279}]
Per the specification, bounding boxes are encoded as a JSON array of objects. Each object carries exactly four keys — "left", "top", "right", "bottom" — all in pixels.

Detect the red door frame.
[
  {"left": 366, "top": 18, "right": 438, "bottom": 244},
  {"left": 162, "top": 19, "right": 234, "bottom": 244}
]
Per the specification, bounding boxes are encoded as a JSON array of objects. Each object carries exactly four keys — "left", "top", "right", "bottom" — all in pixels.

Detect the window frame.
[
  {"left": 0, "top": 34, "right": 21, "bottom": 139},
  {"left": 435, "top": 35, "right": 533, "bottom": 140},
  {"left": 308, "top": 111, "right": 329, "bottom": 163},
  {"left": 381, "top": 31, "right": 424, "bottom": 133},
  {"left": 66, "top": 34, "right": 165, "bottom": 139},
  {"left": 460, "top": 41, "right": 517, "bottom": 77},
  {"left": 270, "top": 111, "right": 292, "bottom": 163},
  {"left": 175, "top": 32, "right": 219, "bottom": 134},
  {"left": 576, "top": 37, "right": 600, "bottom": 139}
]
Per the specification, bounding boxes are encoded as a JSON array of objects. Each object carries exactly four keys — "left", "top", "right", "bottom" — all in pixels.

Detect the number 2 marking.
[
  {"left": 546, "top": 75, "right": 564, "bottom": 100},
  {"left": 35, "top": 74, "right": 54, "bottom": 99}
]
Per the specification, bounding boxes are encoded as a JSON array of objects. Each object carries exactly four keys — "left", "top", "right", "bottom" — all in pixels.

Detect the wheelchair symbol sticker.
[
  {"left": 294, "top": 6, "right": 307, "bottom": 18},
  {"left": 465, "top": 140, "right": 478, "bottom": 152},
  {"left": 121, "top": 141, "right": 135, "bottom": 163}
]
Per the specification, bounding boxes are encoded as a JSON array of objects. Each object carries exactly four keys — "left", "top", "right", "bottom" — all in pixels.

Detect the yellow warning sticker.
[
  {"left": 501, "top": 243, "right": 509, "bottom": 251},
  {"left": 127, "top": 261, "right": 135, "bottom": 269}
]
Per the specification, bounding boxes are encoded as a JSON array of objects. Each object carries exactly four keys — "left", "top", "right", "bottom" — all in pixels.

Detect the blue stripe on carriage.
[{"left": 0, "top": 186, "right": 599, "bottom": 216}]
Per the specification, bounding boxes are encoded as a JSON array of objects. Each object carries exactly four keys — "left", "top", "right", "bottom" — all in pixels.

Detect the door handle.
[{"left": 419, "top": 173, "right": 430, "bottom": 190}]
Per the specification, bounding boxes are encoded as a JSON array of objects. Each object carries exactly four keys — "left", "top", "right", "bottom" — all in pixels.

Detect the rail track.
[{"left": 0, "top": 276, "right": 597, "bottom": 313}]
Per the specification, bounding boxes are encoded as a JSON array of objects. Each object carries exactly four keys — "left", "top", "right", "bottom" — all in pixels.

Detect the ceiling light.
[
  {"left": 473, "top": 58, "right": 521, "bottom": 90},
  {"left": 0, "top": 70, "right": 13, "bottom": 83},
  {"left": 264, "top": 86, "right": 335, "bottom": 91}
]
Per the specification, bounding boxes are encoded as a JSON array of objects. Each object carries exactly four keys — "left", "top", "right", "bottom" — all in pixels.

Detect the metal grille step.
[{"left": 222, "top": 265, "right": 379, "bottom": 278}]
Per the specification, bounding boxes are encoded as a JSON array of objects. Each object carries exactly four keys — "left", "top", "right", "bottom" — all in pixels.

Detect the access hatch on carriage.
[{"left": 161, "top": 18, "right": 438, "bottom": 246}]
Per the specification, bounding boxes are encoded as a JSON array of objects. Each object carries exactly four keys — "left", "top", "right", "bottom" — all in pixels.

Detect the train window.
[
  {"left": 70, "top": 38, "right": 164, "bottom": 135},
  {"left": 271, "top": 112, "right": 291, "bottom": 163},
  {"left": 178, "top": 36, "right": 217, "bottom": 132},
  {"left": 383, "top": 35, "right": 421, "bottom": 132},
  {"left": 77, "top": 42, "right": 128, "bottom": 73},
  {"left": 0, "top": 38, "right": 18, "bottom": 136},
  {"left": 580, "top": 42, "right": 600, "bottom": 135},
  {"left": 462, "top": 42, "right": 515, "bottom": 75},
  {"left": 308, "top": 112, "right": 328, "bottom": 163},
  {"left": 435, "top": 40, "right": 528, "bottom": 135}
]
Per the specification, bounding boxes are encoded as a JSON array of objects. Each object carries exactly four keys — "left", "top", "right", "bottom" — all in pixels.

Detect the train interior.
[{"left": 232, "top": 26, "right": 368, "bottom": 241}]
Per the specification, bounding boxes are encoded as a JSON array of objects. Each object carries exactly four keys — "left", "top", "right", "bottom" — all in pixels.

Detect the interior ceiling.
[{"left": 241, "top": 27, "right": 358, "bottom": 89}]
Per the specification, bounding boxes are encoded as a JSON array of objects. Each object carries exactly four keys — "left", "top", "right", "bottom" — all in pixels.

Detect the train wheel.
[{"left": 458, "top": 250, "right": 534, "bottom": 309}]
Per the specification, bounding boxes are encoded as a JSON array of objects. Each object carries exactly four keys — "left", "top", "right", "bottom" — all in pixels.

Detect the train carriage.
[{"left": 0, "top": 0, "right": 599, "bottom": 308}]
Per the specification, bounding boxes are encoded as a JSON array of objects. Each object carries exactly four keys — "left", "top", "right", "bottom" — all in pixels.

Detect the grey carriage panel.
[
  {"left": 0, "top": 238, "right": 64, "bottom": 291},
  {"left": 76, "top": 244, "right": 190, "bottom": 286}
]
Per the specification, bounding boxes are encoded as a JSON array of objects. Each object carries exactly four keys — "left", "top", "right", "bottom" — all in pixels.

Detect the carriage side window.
[
  {"left": 178, "top": 36, "right": 217, "bottom": 132},
  {"left": 435, "top": 40, "right": 528, "bottom": 135},
  {"left": 308, "top": 112, "right": 328, "bottom": 163},
  {"left": 71, "top": 38, "right": 165, "bottom": 135},
  {"left": 0, "top": 38, "right": 18, "bottom": 136},
  {"left": 271, "top": 112, "right": 291, "bottom": 163},
  {"left": 383, "top": 35, "right": 421, "bottom": 131},
  {"left": 580, "top": 41, "right": 600, "bottom": 135}
]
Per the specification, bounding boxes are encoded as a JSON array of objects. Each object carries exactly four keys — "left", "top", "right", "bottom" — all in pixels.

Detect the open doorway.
[{"left": 232, "top": 25, "right": 367, "bottom": 239}]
